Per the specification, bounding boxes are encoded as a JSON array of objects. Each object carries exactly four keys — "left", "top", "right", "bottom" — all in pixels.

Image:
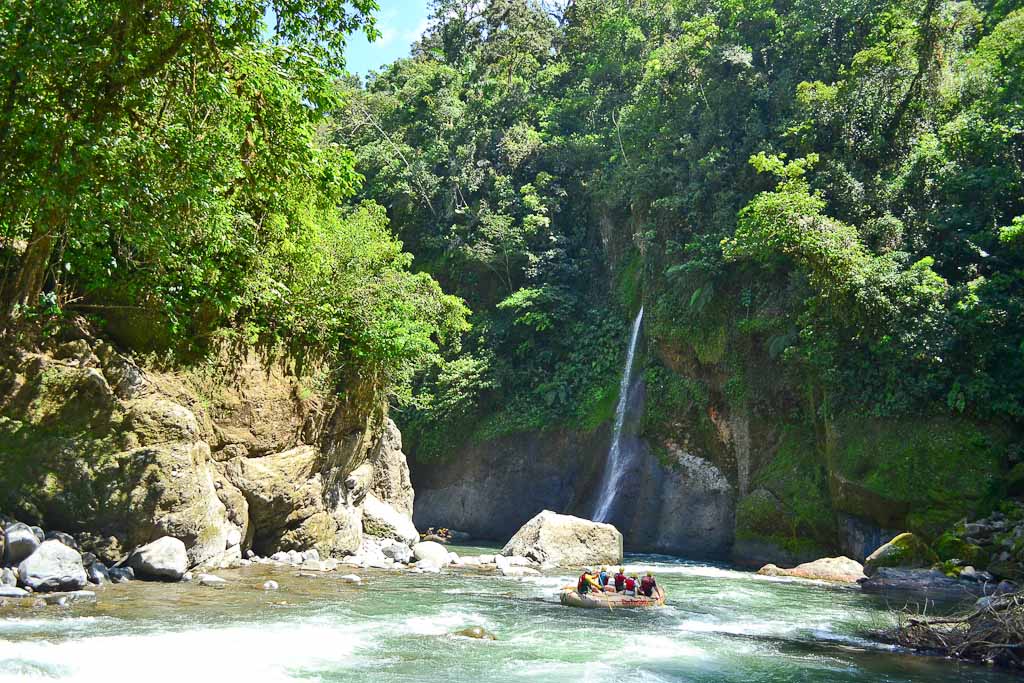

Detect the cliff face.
[{"left": 0, "top": 321, "right": 414, "bottom": 566}]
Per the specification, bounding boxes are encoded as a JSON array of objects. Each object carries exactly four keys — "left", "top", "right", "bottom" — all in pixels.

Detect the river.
[{"left": 0, "top": 546, "right": 1014, "bottom": 683}]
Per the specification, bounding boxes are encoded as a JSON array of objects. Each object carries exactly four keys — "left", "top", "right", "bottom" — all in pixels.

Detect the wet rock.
[
  {"left": 86, "top": 562, "right": 110, "bottom": 585},
  {"left": 501, "top": 510, "right": 623, "bottom": 567},
  {"left": 44, "top": 531, "right": 78, "bottom": 550},
  {"left": 859, "top": 568, "right": 989, "bottom": 602},
  {"left": 454, "top": 626, "right": 496, "bottom": 640},
  {"left": 127, "top": 537, "right": 188, "bottom": 581},
  {"left": 339, "top": 574, "right": 362, "bottom": 584},
  {"left": 496, "top": 565, "right": 540, "bottom": 577},
  {"left": 197, "top": 573, "right": 226, "bottom": 587},
  {"left": 109, "top": 567, "right": 134, "bottom": 583},
  {"left": 3, "top": 522, "right": 40, "bottom": 565},
  {"left": 412, "top": 541, "right": 450, "bottom": 567},
  {"left": 40, "top": 590, "right": 96, "bottom": 606},
  {"left": 263, "top": 580, "right": 279, "bottom": 590},
  {"left": 864, "top": 533, "right": 939, "bottom": 577},
  {"left": 18, "top": 540, "right": 88, "bottom": 592},
  {"left": 757, "top": 556, "right": 866, "bottom": 584}
]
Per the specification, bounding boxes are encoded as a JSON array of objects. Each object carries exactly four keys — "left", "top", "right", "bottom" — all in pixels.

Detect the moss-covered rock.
[
  {"left": 934, "top": 530, "right": 987, "bottom": 567},
  {"left": 864, "top": 532, "right": 940, "bottom": 576}
]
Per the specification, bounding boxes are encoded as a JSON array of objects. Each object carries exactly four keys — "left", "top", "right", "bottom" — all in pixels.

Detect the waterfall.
[{"left": 593, "top": 306, "right": 644, "bottom": 522}]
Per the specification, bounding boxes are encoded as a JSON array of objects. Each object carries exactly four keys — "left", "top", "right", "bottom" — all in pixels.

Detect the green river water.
[{"left": 0, "top": 546, "right": 1016, "bottom": 683}]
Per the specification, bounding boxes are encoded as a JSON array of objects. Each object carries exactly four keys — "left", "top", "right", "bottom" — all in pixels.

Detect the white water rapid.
[{"left": 592, "top": 306, "right": 644, "bottom": 522}]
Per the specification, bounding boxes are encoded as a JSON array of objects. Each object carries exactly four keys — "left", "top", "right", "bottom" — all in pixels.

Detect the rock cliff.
[{"left": 0, "top": 321, "right": 416, "bottom": 567}]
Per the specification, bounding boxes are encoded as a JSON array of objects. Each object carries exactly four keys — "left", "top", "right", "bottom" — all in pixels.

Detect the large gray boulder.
[
  {"left": 17, "top": 540, "right": 88, "bottom": 592},
  {"left": 501, "top": 510, "right": 622, "bottom": 566},
  {"left": 362, "top": 493, "right": 418, "bottom": 545},
  {"left": 127, "top": 536, "right": 188, "bottom": 580},
  {"left": 412, "top": 541, "right": 450, "bottom": 566},
  {"left": 4, "top": 522, "right": 40, "bottom": 566}
]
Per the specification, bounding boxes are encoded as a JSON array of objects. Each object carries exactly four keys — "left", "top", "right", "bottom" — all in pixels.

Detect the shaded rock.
[
  {"left": 30, "top": 526, "right": 44, "bottom": 543},
  {"left": 127, "top": 536, "right": 188, "bottom": 581},
  {"left": 500, "top": 510, "right": 622, "bottom": 566},
  {"left": 362, "top": 493, "right": 418, "bottom": 545},
  {"left": 455, "top": 626, "right": 496, "bottom": 640},
  {"left": 412, "top": 541, "right": 450, "bottom": 567},
  {"left": 3, "top": 522, "right": 40, "bottom": 565},
  {"left": 86, "top": 562, "right": 110, "bottom": 585},
  {"left": 44, "top": 531, "right": 78, "bottom": 550},
  {"left": 1, "top": 568, "right": 16, "bottom": 587},
  {"left": 757, "top": 556, "right": 866, "bottom": 584},
  {"left": 864, "top": 533, "right": 939, "bottom": 577},
  {"left": 18, "top": 540, "right": 88, "bottom": 592},
  {"left": 109, "top": 567, "right": 134, "bottom": 583},
  {"left": 859, "top": 568, "right": 992, "bottom": 602}
]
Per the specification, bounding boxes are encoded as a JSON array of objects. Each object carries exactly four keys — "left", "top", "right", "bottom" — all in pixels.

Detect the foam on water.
[{"left": 0, "top": 619, "right": 366, "bottom": 683}]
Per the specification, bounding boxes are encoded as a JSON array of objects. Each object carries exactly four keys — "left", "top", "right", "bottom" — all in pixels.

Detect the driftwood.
[{"left": 882, "top": 592, "right": 1024, "bottom": 669}]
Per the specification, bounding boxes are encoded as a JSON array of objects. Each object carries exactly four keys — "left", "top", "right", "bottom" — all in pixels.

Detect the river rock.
[
  {"left": 455, "top": 626, "right": 496, "bottom": 640},
  {"left": 301, "top": 549, "right": 320, "bottom": 563},
  {"left": 127, "top": 536, "right": 188, "bottom": 580},
  {"left": 17, "top": 540, "right": 88, "bottom": 592},
  {"left": 412, "top": 541, "right": 451, "bottom": 567},
  {"left": 40, "top": 590, "right": 97, "bottom": 606},
  {"left": 1, "top": 568, "right": 16, "bottom": 587},
  {"left": 500, "top": 510, "right": 622, "bottom": 566},
  {"left": 263, "top": 580, "right": 279, "bottom": 590},
  {"left": 3, "top": 522, "right": 40, "bottom": 566},
  {"left": 758, "top": 556, "right": 866, "bottom": 583},
  {"left": 859, "top": 568, "right": 991, "bottom": 602},
  {"left": 497, "top": 565, "right": 540, "bottom": 577},
  {"left": 380, "top": 540, "right": 413, "bottom": 564},
  {"left": 0, "top": 586, "right": 29, "bottom": 598},
  {"left": 44, "top": 531, "right": 78, "bottom": 549},
  {"left": 362, "top": 493, "right": 419, "bottom": 545},
  {"left": 340, "top": 574, "right": 362, "bottom": 584},
  {"left": 197, "top": 573, "right": 226, "bottom": 587},
  {"left": 109, "top": 567, "right": 134, "bottom": 583},
  {"left": 86, "top": 562, "right": 110, "bottom": 585},
  {"left": 863, "top": 533, "right": 939, "bottom": 577}
]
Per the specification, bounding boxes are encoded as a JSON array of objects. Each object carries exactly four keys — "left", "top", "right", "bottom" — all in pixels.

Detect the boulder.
[
  {"left": 362, "top": 493, "right": 419, "bottom": 545},
  {"left": 39, "top": 590, "right": 96, "bottom": 606},
  {"left": 500, "top": 510, "right": 622, "bottom": 566},
  {"left": 381, "top": 540, "right": 413, "bottom": 564},
  {"left": 197, "top": 573, "right": 226, "bottom": 587},
  {"left": 1, "top": 567, "right": 16, "bottom": 587},
  {"left": 127, "top": 536, "right": 188, "bottom": 581},
  {"left": 757, "top": 556, "right": 866, "bottom": 583},
  {"left": 455, "top": 626, "right": 496, "bottom": 640},
  {"left": 0, "top": 586, "right": 29, "bottom": 598},
  {"left": 859, "top": 568, "right": 993, "bottom": 602},
  {"left": 4, "top": 522, "right": 40, "bottom": 566},
  {"left": 412, "top": 541, "right": 451, "bottom": 567},
  {"left": 17, "top": 540, "right": 88, "bottom": 592},
  {"left": 263, "top": 580, "right": 279, "bottom": 590},
  {"left": 109, "top": 567, "right": 134, "bottom": 583},
  {"left": 29, "top": 526, "right": 44, "bottom": 543},
  {"left": 340, "top": 574, "right": 362, "bottom": 584},
  {"left": 86, "top": 562, "right": 110, "bottom": 585},
  {"left": 864, "top": 533, "right": 940, "bottom": 576},
  {"left": 44, "top": 531, "right": 78, "bottom": 549}
]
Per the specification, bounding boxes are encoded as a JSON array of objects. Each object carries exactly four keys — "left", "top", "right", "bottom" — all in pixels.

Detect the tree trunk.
[{"left": 3, "top": 216, "right": 57, "bottom": 319}]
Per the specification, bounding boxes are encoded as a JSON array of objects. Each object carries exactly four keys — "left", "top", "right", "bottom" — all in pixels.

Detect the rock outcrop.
[
  {"left": 758, "top": 556, "right": 866, "bottom": 583},
  {"left": 859, "top": 568, "right": 997, "bottom": 603},
  {"left": 501, "top": 510, "right": 623, "bottom": 566},
  {"left": 0, "top": 323, "right": 417, "bottom": 569},
  {"left": 17, "top": 540, "right": 87, "bottom": 592},
  {"left": 864, "top": 533, "right": 940, "bottom": 576},
  {"left": 362, "top": 493, "right": 418, "bottom": 545}
]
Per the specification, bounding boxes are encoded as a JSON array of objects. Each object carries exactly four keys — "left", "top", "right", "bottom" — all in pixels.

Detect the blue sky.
[{"left": 345, "top": 0, "right": 432, "bottom": 76}]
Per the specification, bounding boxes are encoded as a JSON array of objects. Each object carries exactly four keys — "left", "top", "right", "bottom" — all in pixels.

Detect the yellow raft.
[{"left": 559, "top": 587, "right": 665, "bottom": 609}]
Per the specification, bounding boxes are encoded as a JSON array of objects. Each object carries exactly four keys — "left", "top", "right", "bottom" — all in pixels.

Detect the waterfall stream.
[{"left": 592, "top": 306, "right": 644, "bottom": 522}]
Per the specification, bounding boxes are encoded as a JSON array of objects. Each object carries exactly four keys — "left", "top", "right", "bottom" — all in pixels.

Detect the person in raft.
[
  {"left": 640, "top": 571, "right": 658, "bottom": 597},
  {"left": 623, "top": 574, "right": 639, "bottom": 596},
  {"left": 577, "top": 568, "right": 603, "bottom": 595},
  {"left": 613, "top": 567, "right": 627, "bottom": 592},
  {"left": 597, "top": 566, "right": 610, "bottom": 589}
]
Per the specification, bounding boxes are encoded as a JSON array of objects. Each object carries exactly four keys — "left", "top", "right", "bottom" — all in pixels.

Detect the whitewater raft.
[{"left": 559, "top": 587, "right": 665, "bottom": 609}]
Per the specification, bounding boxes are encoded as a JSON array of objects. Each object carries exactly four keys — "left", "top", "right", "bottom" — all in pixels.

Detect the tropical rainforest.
[{"left": 2, "top": 0, "right": 1023, "bottom": 555}]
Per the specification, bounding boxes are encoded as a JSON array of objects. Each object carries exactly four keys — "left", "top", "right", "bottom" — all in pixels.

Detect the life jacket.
[
  {"left": 577, "top": 573, "right": 591, "bottom": 593},
  {"left": 614, "top": 573, "right": 626, "bottom": 591},
  {"left": 640, "top": 576, "right": 656, "bottom": 596},
  {"left": 598, "top": 571, "right": 608, "bottom": 586},
  {"left": 624, "top": 577, "right": 637, "bottom": 591}
]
